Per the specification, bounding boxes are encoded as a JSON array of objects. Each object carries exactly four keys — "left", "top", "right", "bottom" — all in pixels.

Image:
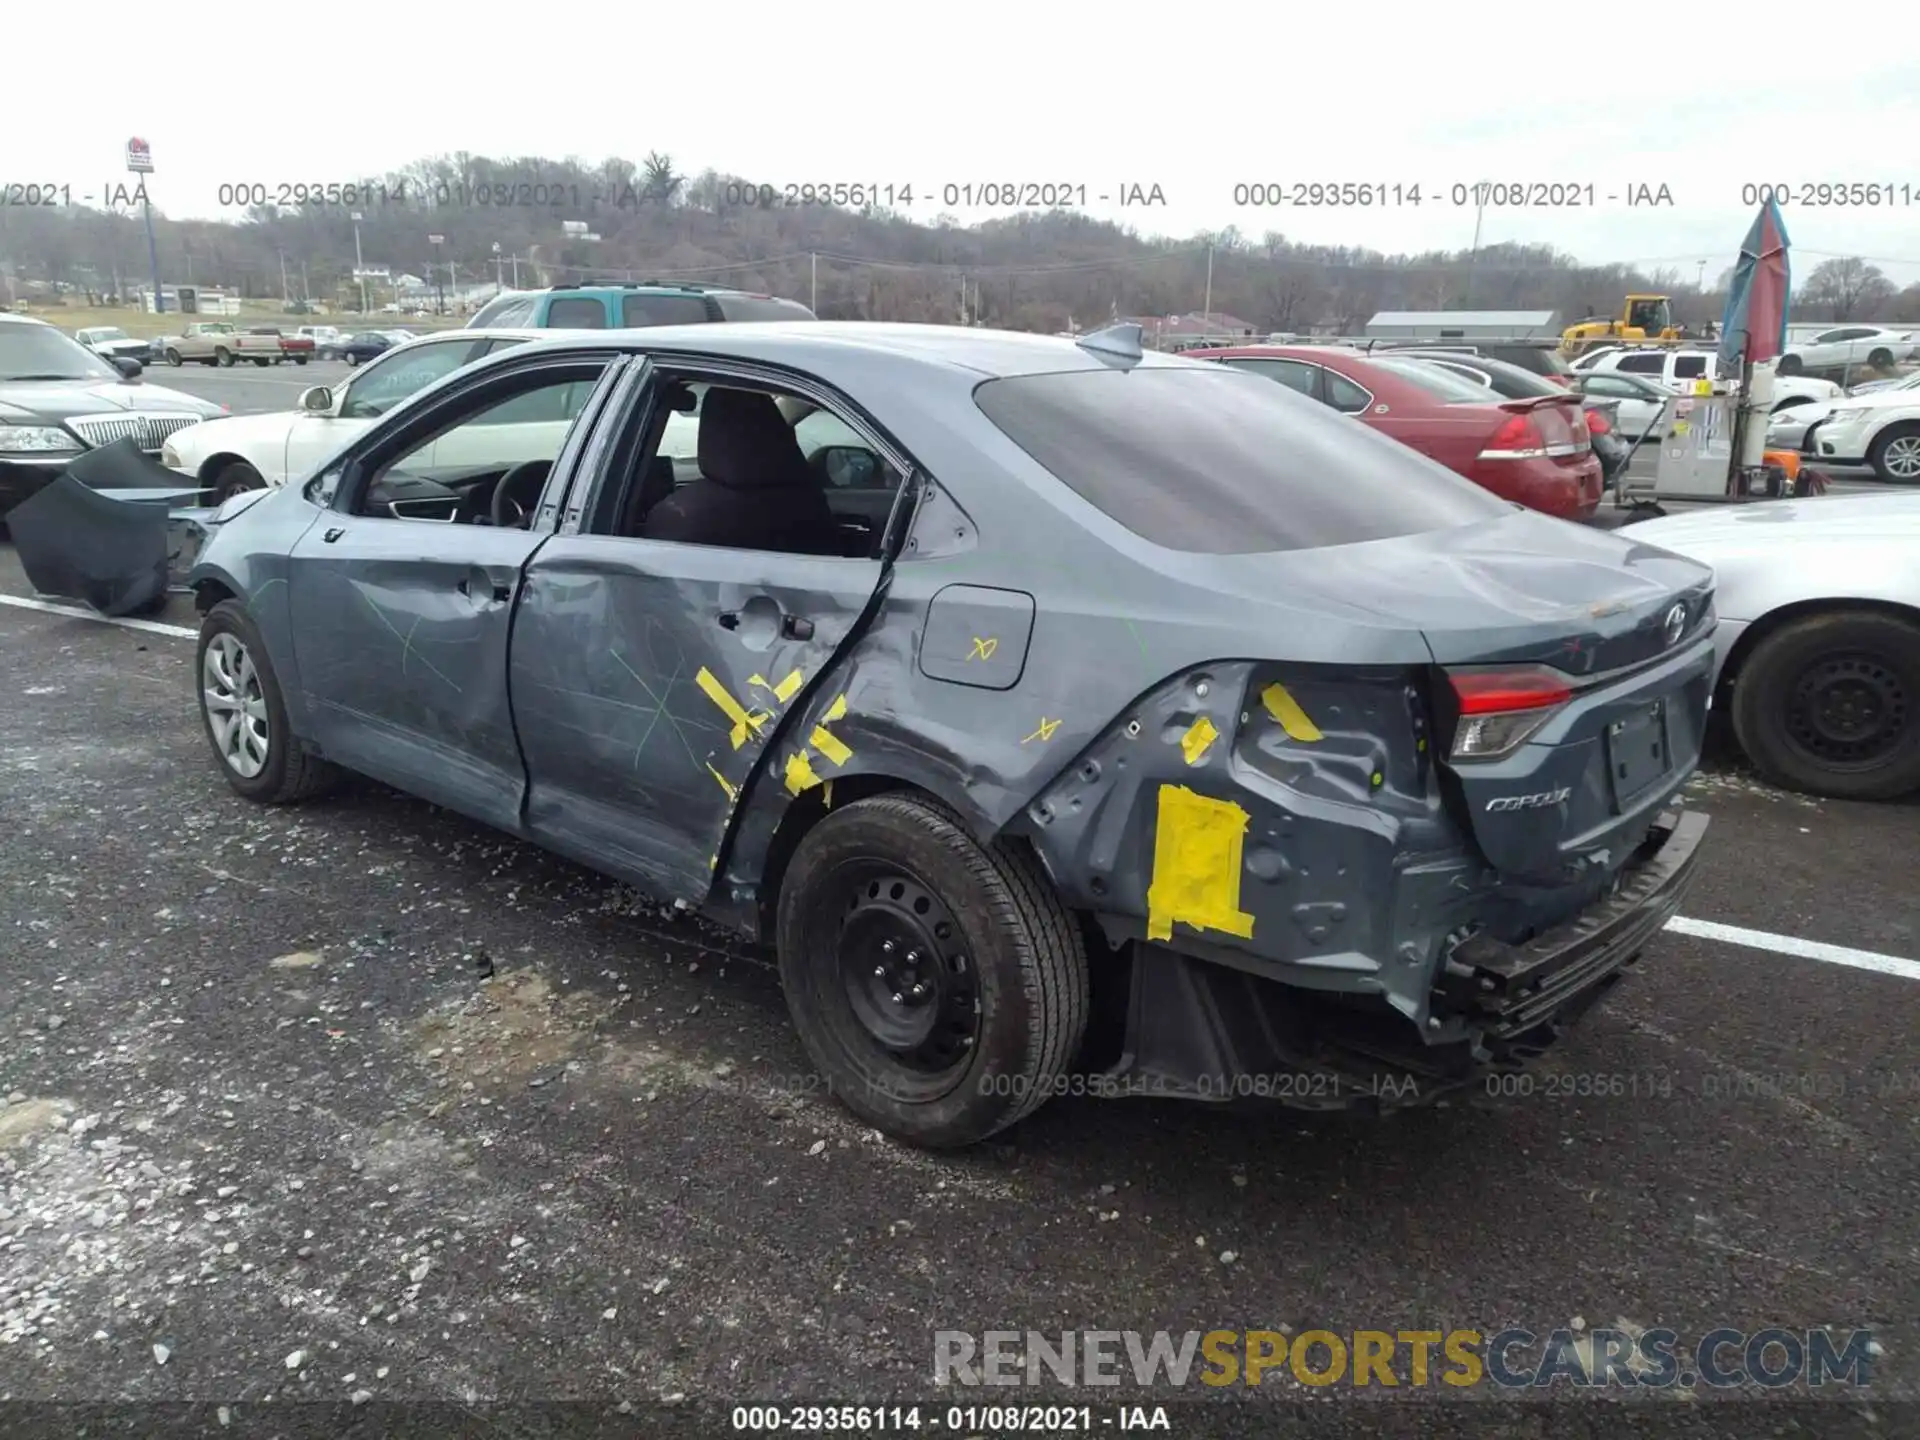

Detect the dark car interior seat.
[{"left": 639, "top": 386, "right": 841, "bottom": 555}]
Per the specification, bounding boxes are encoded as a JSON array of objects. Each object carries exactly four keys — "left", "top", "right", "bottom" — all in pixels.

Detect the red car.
[{"left": 1183, "top": 345, "right": 1604, "bottom": 520}]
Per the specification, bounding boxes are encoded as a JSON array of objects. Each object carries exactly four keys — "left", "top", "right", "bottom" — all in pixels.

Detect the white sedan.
[
  {"left": 1631, "top": 492, "right": 1920, "bottom": 800},
  {"left": 1766, "top": 371, "right": 1920, "bottom": 454},
  {"left": 1780, "top": 325, "right": 1919, "bottom": 376},
  {"left": 161, "top": 328, "right": 558, "bottom": 501},
  {"left": 1570, "top": 371, "right": 1674, "bottom": 440}
]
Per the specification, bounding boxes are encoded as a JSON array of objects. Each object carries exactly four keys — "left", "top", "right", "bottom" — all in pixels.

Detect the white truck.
[{"left": 158, "top": 322, "right": 286, "bottom": 369}]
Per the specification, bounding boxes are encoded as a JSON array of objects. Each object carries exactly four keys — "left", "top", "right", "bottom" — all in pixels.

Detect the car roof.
[
  {"left": 481, "top": 322, "right": 1209, "bottom": 381},
  {"left": 0, "top": 312, "right": 55, "bottom": 329}
]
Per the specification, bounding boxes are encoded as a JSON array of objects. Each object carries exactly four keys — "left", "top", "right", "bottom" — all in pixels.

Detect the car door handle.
[
  {"left": 323, "top": 526, "right": 345, "bottom": 543},
  {"left": 782, "top": 614, "right": 814, "bottom": 640},
  {"left": 457, "top": 574, "right": 514, "bottom": 603},
  {"left": 717, "top": 610, "right": 741, "bottom": 631}
]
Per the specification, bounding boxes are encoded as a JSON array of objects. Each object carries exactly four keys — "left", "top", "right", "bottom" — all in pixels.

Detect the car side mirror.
[
  {"left": 819, "top": 446, "right": 878, "bottom": 488},
  {"left": 109, "top": 355, "right": 143, "bottom": 378},
  {"left": 299, "top": 385, "right": 334, "bottom": 414}
]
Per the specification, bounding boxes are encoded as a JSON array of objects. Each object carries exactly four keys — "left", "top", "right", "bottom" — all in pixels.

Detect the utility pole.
[
  {"left": 810, "top": 251, "right": 817, "bottom": 313},
  {"left": 124, "top": 138, "right": 163, "bottom": 313},
  {"left": 1203, "top": 240, "right": 1214, "bottom": 326},
  {"left": 492, "top": 241, "right": 504, "bottom": 291},
  {"left": 351, "top": 212, "right": 368, "bottom": 313},
  {"left": 428, "top": 234, "right": 446, "bottom": 314},
  {"left": 1463, "top": 186, "right": 1487, "bottom": 305},
  {"left": 278, "top": 249, "right": 290, "bottom": 308}
]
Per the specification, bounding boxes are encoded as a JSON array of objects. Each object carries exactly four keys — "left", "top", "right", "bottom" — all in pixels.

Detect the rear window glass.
[
  {"left": 714, "top": 296, "right": 817, "bottom": 322},
  {"left": 1673, "top": 355, "right": 1709, "bottom": 378},
  {"left": 973, "top": 367, "right": 1508, "bottom": 555},
  {"left": 545, "top": 297, "right": 608, "bottom": 329},
  {"left": 623, "top": 294, "right": 713, "bottom": 327},
  {"left": 1370, "top": 357, "right": 1499, "bottom": 402}
]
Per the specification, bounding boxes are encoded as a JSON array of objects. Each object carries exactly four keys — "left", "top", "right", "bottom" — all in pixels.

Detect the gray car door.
[
  {"left": 508, "top": 363, "right": 896, "bottom": 903},
  {"left": 284, "top": 351, "right": 618, "bottom": 830}
]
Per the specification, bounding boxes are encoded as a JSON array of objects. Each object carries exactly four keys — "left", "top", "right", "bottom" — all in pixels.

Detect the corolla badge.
[
  {"left": 1485, "top": 788, "right": 1572, "bottom": 812},
  {"left": 1663, "top": 602, "right": 1688, "bottom": 647}
]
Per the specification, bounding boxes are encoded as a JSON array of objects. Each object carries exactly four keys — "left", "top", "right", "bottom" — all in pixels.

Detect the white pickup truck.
[{"left": 158, "top": 322, "right": 286, "bottom": 369}]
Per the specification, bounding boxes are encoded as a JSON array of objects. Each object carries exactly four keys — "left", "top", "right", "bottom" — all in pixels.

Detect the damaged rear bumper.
[{"left": 1103, "top": 809, "right": 1708, "bottom": 1108}]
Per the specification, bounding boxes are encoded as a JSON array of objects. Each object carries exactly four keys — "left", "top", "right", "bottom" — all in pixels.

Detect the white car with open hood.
[{"left": 160, "top": 327, "right": 573, "bottom": 502}]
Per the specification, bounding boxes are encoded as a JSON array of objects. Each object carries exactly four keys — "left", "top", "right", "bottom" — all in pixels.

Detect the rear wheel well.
[
  {"left": 198, "top": 453, "right": 252, "bottom": 483},
  {"left": 1718, "top": 597, "right": 1920, "bottom": 710}
]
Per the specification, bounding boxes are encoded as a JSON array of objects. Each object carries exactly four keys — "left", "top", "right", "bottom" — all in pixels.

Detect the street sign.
[
  {"left": 427, "top": 234, "right": 445, "bottom": 245},
  {"left": 352, "top": 267, "right": 390, "bottom": 279},
  {"left": 125, "top": 137, "right": 153, "bottom": 174}
]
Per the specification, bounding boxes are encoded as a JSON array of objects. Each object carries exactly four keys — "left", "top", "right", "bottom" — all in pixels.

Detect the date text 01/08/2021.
[{"left": 1229, "top": 181, "right": 1675, "bottom": 208}]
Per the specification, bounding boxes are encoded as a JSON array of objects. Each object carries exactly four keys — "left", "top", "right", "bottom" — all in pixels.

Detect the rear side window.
[
  {"left": 545, "top": 296, "right": 608, "bottom": 329},
  {"left": 1673, "top": 355, "right": 1709, "bottom": 379},
  {"left": 714, "top": 295, "right": 817, "bottom": 322},
  {"left": 973, "top": 367, "right": 1508, "bottom": 555},
  {"left": 622, "top": 294, "right": 713, "bottom": 327},
  {"left": 470, "top": 295, "right": 525, "bottom": 327},
  {"left": 1616, "top": 353, "right": 1666, "bottom": 374},
  {"left": 1370, "top": 357, "right": 1498, "bottom": 402}
]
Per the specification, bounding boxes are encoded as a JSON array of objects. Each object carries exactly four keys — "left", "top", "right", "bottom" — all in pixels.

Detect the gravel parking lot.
[{"left": 1, "top": 396, "right": 1916, "bottom": 1436}]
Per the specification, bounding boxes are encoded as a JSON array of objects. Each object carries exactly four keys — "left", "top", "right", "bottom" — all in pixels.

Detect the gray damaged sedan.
[{"left": 186, "top": 321, "right": 1716, "bottom": 1148}]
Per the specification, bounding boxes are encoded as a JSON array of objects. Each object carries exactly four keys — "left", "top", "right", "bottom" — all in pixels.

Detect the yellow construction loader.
[{"left": 1561, "top": 295, "right": 1685, "bottom": 356}]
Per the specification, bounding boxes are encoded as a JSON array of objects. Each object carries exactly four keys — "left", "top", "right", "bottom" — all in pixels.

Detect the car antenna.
[{"left": 1074, "top": 322, "right": 1144, "bottom": 361}]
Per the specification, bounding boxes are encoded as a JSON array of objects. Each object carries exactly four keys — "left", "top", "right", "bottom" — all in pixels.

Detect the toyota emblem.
[{"left": 1663, "top": 603, "right": 1687, "bottom": 647}]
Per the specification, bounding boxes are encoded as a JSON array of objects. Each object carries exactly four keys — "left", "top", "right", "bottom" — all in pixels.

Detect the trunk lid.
[{"left": 1195, "top": 509, "right": 1715, "bottom": 884}]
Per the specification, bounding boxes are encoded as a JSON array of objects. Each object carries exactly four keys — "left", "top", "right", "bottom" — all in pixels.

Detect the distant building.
[
  {"left": 1365, "top": 310, "right": 1560, "bottom": 339},
  {"left": 1119, "top": 311, "right": 1260, "bottom": 349}
]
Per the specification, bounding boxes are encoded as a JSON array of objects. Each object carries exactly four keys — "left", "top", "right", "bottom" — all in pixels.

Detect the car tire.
[
  {"left": 1868, "top": 347, "right": 1894, "bottom": 370},
  {"left": 253, "top": 357, "right": 270, "bottom": 367},
  {"left": 215, "top": 347, "right": 234, "bottom": 367},
  {"left": 295, "top": 356, "right": 309, "bottom": 366},
  {"left": 196, "top": 599, "right": 342, "bottom": 805},
  {"left": 164, "top": 348, "right": 182, "bottom": 366},
  {"left": 211, "top": 460, "right": 266, "bottom": 505},
  {"left": 1777, "top": 353, "right": 1804, "bottom": 376},
  {"left": 775, "top": 792, "right": 1089, "bottom": 1149},
  {"left": 1867, "top": 423, "right": 1920, "bottom": 484},
  {"left": 1730, "top": 609, "right": 1920, "bottom": 801}
]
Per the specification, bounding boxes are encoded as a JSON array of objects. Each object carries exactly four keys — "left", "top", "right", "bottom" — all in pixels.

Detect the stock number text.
[
  {"left": 216, "top": 181, "right": 408, "bottom": 209},
  {"left": 1742, "top": 182, "right": 1918, "bottom": 207}
]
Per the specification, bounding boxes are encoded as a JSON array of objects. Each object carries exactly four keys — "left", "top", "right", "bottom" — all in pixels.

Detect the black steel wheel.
[
  {"left": 1732, "top": 610, "right": 1920, "bottom": 801},
  {"left": 776, "top": 792, "right": 1089, "bottom": 1148}
]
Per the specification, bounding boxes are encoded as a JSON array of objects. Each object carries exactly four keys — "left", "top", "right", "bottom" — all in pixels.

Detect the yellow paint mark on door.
[
  {"left": 968, "top": 636, "right": 999, "bottom": 661},
  {"left": 1023, "top": 717, "right": 1062, "bottom": 745},
  {"left": 697, "top": 666, "right": 772, "bottom": 749}
]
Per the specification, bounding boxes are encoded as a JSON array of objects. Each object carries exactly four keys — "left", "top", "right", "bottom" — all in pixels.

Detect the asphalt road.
[{"left": 0, "top": 543, "right": 1915, "bottom": 1436}]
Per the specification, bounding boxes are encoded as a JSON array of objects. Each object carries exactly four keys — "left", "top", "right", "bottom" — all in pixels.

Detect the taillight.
[
  {"left": 1480, "top": 412, "right": 1545, "bottom": 459},
  {"left": 1584, "top": 405, "right": 1611, "bottom": 435},
  {"left": 1447, "top": 666, "right": 1573, "bottom": 761}
]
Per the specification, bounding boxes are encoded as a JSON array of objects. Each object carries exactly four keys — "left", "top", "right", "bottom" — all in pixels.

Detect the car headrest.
[{"left": 696, "top": 387, "right": 812, "bottom": 491}]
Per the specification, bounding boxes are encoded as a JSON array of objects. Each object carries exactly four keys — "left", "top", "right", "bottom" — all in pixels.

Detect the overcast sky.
[{"left": 8, "top": 3, "right": 1919, "bottom": 285}]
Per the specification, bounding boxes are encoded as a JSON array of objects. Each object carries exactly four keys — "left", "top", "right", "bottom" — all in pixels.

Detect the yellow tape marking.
[
  {"left": 1260, "top": 682, "right": 1323, "bottom": 743},
  {"left": 810, "top": 724, "right": 853, "bottom": 767},
  {"left": 696, "top": 666, "right": 771, "bottom": 749},
  {"left": 1179, "top": 715, "right": 1219, "bottom": 766},
  {"left": 705, "top": 762, "right": 739, "bottom": 803},
  {"left": 784, "top": 749, "right": 823, "bottom": 795},
  {"left": 821, "top": 779, "right": 833, "bottom": 808},
  {"left": 1145, "top": 785, "right": 1257, "bottom": 943},
  {"left": 749, "top": 669, "right": 807, "bottom": 705},
  {"left": 1023, "top": 717, "right": 1062, "bottom": 745},
  {"left": 968, "top": 636, "right": 999, "bottom": 661},
  {"left": 822, "top": 693, "right": 848, "bottom": 723}
]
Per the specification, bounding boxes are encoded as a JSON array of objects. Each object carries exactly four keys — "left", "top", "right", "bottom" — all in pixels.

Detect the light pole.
[
  {"left": 125, "top": 138, "right": 162, "bottom": 313},
  {"left": 491, "top": 241, "right": 504, "bottom": 291},
  {"left": 429, "top": 234, "right": 445, "bottom": 314},
  {"left": 278, "top": 249, "right": 290, "bottom": 308},
  {"left": 351, "top": 212, "right": 367, "bottom": 313}
]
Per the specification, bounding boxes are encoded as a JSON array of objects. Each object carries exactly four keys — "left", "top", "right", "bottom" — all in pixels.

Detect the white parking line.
[
  {"left": 1, "top": 587, "right": 1918, "bottom": 982},
  {"left": 1664, "top": 916, "right": 1920, "bottom": 981},
  {"left": 0, "top": 593, "right": 197, "bottom": 639}
]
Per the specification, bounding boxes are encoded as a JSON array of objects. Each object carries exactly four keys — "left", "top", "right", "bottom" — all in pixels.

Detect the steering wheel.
[{"left": 490, "top": 459, "right": 553, "bottom": 529}]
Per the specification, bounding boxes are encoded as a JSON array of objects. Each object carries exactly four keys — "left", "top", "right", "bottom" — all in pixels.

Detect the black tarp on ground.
[{"left": 8, "top": 438, "right": 190, "bottom": 617}]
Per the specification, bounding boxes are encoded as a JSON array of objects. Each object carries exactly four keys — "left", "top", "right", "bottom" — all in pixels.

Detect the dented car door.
[
  {"left": 282, "top": 355, "right": 615, "bottom": 830},
  {"left": 508, "top": 376, "right": 888, "bottom": 903}
]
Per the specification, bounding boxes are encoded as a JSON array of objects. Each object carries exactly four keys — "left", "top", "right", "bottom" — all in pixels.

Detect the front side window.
[
  {"left": 1221, "top": 357, "right": 1321, "bottom": 399},
  {"left": 622, "top": 294, "right": 711, "bottom": 327},
  {"left": 1673, "top": 356, "right": 1709, "bottom": 379},
  {"left": 1616, "top": 354, "right": 1666, "bottom": 375},
  {"left": 545, "top": 297, "right": 608, "bottom": 329}
]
